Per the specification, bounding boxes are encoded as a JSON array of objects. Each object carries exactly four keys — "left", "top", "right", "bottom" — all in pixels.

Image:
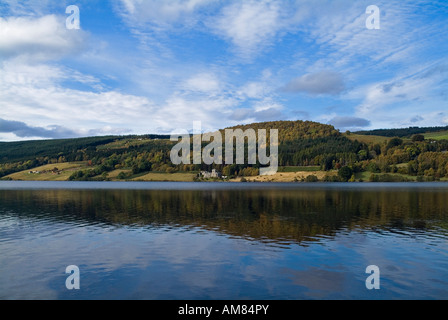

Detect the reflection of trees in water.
[{"left": 1, "top": 188, "right": 447, "bottom": 244}]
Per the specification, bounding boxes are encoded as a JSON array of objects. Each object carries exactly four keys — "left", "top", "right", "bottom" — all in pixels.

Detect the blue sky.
[{"left": 0, "top": 0, "right": 447, "bottom": 141}]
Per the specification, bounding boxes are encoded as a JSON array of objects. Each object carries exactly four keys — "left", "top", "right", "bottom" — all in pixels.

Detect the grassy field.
[
  {"left": 5, "top": 162, "right": 88, "bottom": 181},
  {"left": 348, "top": 131, "right": 448, "bottom": 143},
  {"left": 6, "top": 164, "right": 197, "bottom": 182},
  {"left": 232, "top": 170, "right": 338, "bottom": 182},
  {"left": 132, "top": 172, "right": 196, "bottom": 182},
  {"left": 94, "top": 169, "right": 133, "bottom": 180},
  {"left": 278, "top": 166, "right": 321, "bottom": 172},
  {"left": 355, "top": 171, "right": 418, "bottom": 182},
  {"left": 424, "top": 131, "right": 448, "bottom": 141},
  {"left": 96, "top": 138, "right": 154, "bottom": 150},
  {"left": 345, "top": 133, "right": 392, "bottom": 145}
]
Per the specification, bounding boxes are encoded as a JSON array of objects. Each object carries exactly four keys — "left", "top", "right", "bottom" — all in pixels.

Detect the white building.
[{"left": 200, "top": 169, "right": 222, "bottom": 179}]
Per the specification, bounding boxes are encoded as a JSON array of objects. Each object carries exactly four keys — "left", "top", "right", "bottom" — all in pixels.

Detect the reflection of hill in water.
[{"left": 1, "top": 188, "right": 448, "bottom": 245}]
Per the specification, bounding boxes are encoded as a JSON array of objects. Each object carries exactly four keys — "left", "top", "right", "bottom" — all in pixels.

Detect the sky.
[{"left": 0, "top": 0, "right": 447, "bottom": 141}]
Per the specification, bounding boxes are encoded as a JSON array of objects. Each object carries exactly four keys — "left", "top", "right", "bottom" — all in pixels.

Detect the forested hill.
[
  {"left": 227, "top": 120, "right": 340, "bottom": 142},
  {"left": 0, "top": 120, "right": 343, "bottom": 165},
  {"left": 0, "top": 134, "right": 171, "bottom": 164},
  {"left": 224, "top": 120, "right": 362, "bottom": 169},
  {"left": 0, "top": 120, "right": 362, "bottom": 179}
]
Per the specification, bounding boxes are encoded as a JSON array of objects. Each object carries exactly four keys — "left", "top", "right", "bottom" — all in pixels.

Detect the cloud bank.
[
  {"left": 0, "top": 118, "right": 79, "bottom": 139},
  {"left": 281, "top": 71, "right": 346, "bottom": 96}
]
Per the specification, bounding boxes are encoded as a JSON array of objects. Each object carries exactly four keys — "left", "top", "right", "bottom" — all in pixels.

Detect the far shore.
[
  {"left": 2, "top": 162, "right": 447, "bottom": 183},
  {"left": 229, "top": 171, "right": 336, "bottom": 183}
]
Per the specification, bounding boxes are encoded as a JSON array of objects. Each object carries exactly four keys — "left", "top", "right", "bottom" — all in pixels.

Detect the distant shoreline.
[
  {"left": 1, "top": 179, "right": 447, "bottom": 184},
  {"left": 2, "top": 162, "right": 447, "bottom": 184}
]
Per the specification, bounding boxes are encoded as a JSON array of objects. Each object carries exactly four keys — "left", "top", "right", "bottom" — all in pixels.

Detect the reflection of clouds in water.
[
  {"left": 2, "top": 186, "right": 448, "bottom": 299},
  {"left": 160, "top": 234, "right": 284, "bottom": 294},
  {"left": 155, "top": 231, "right": 233, "bottom": 292},
  {"left": 333, "top": 229, "right": 369, "bottom": 247},
  {"left": 352, "top": 231, "right": 448, "bottom": 298},
  {"left": 284, "top": 267, "right": 347, "bottom": 299},
  {"left": 1, "top": 216, "right": 287, "bottom": 299},
  {"left": 0, "top": 224, "right": 156, "bottom": 299}
]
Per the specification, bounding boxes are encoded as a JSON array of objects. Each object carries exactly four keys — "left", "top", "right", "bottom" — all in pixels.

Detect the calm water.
[{"left": 0, "top": 181, "right": 447, "bottom": 300}]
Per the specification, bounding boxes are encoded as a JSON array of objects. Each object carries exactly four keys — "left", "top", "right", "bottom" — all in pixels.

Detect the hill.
[
  {"left": 226, "top": 120, "right": 363, "bottom": 170},
  {"left": 1, "top": 120, "right": 448, "bottom": 182},
  {"left": 227, "top": 120, "right": 340, "bottom": 142},
  {"left": 0, "top": 134, "right": 170, "bottom": 164},
  {"left": 0, "top": 120, "right": 362, "bottom": 180}
]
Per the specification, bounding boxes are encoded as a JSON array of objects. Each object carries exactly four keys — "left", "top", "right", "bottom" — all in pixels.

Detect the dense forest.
[
  {"left": 354, "top": 125, "right": 448, "bottom": 138},
  {"left": 1, "top": 120, "right": 448, "bottom": 182}
]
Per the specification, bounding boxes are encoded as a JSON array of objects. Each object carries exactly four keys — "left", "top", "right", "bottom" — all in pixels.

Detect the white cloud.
[
  {"left": 253, "top": 98, "right": 283, "bottom": 112},
  {"left": 1, "top": 0, "right": 444, "bottom": 140},
  {"left": 183, "top": 73, "right": 221, "bottom": 94},
  {"left": 160, "top": 95, "right": 242, "bottom": 133},
  {"left": 210, "top": 0, "right": 283, "bottom": 58},
  {"left": 117, "top": 0, "right": 214, "bottom": 28},
  {"left": 1, "top": 62, "right": 64, "bottom": 88},
  {"left": 237, "top": 82, "right": 269, "bottom": 99},
  {"left": 116, "top": 0, "right": 306, "bottom": 60},
  {"left": 228, "top": 97, "right": 284, "bottom": 123},
  {"left": 0, "top": 15, "right": 87, "bottom": 61},
  {"left": 355, "top": 75, "right": 440, "bottom": 116},
  {"left": 0, "top": 59, "right": 158, "bottom": 139},
  {"left": 347, "top": 62, "right": 448, "bottom": 128},
  {"left": 0, "top": 58, "right": 247, "bottom": 139},
  {"left": 0, "top": 0, "right": 55, "bottom": 16},
  {"left": 296, "top": 0, "right": 448, "bottom": 75}
]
